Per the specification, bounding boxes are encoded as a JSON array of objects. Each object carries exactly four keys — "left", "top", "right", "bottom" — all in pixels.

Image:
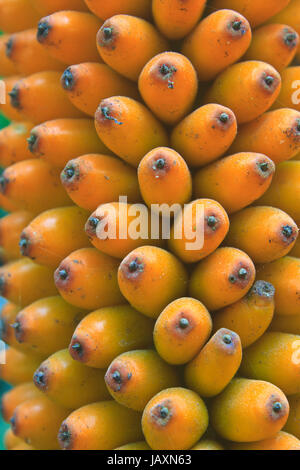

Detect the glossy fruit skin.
[
  {"left": 61, "top": 62, "right": 139, "bottom": 117},
  {"left": 20, "top": 206, "right": 90, "bottom": 268},
  {"left": 0, "top": 159, "right": 71, "bottom": 214},
  {"left": 32, "top": 0, "right": 89, "bottom": 15},
  {"left": 225, "top": 206, "right": 298, "bottom": 264},
  {"left": 1, "top": 382, "right": 43, "bottom": 423},
  {"left": 137, "top": 147, "right": 192, "bottom": 209},
  {"left": 284, "top": 393, "right": 300, "bottom": 439},
  {"left": 243, "top": 24, "right": 299, "bottom": 72},
  {"left": 84, "top": 0, "right": 152, "bottom": 20},
  {"left": 184, "top": 328, "right": 242, "bottom": 397},
  {"left": 142, "top": 387, "right": 209, "bottom": 450},
  {"left": 0, "top": 258, "right": 57, "bottom": 307},
  {"left": 153, "top": 297, "right": 212, "bottom": 365},
  {"left": 5, "top": 28, "right": 64, "bottom": 75},
  {"left": 11, "top": 395, "right": 70, "bottom": 450},
  {"left": 211, "top": 378, "right": 289, "bottom": 442},
  {"left": 213, "top": 280, "right": 275, "bottom": 348},
  {"left": 58, "top": 401, "right": 143, "bottom": 450},
  {"left": 152, "top": 0, "right": 206, "bottom": 40},
  {"left": 204, "top": 61, "right": 281, "bottom": 124},
  {"left": 13, "top": 296, "right": 86, "bottom": 357},
  {"left": 256, "top": 256, "right": 300, "bottom": 316},
  {"left": 229, "top": 431, "right": 300, "bottom": 450},
  {"left": 0, "top": 301, "right": 24, "bottom": 352},
  {"left": 0, "top": 75, "right": 25, "bottom": 122},
  {"left": 138, "top": 52, "right": 198, "bottom": 125},
  {"left": 194, "top": 152, "right": 275, "bottom": 214},
  {"left": 0, "top": 121, "right": 33, "bottom": 167},
  {"left": 182, "top": 9, "right": 251, "bottom": 82},
  {"left": 171, "top": 104, "right": 237, "bottom": 167},
  {"left": 257, "top": 161, "right": 300, "bottom": 223},
  {"left": 168, "top": 199, "right": 230, "bottom": 263},
  {"left": 240, "top": 332, "right": 300, "bottom": 395},
  {"left": 209, "top": 0, "right": 290, "bottom": 27},
  {"left": 0, "top": 0, "right": 40, "bottom": 33},
  {"left": 55, "top": 247, "right": 125, "bottom": 310},
  {"left": 69, "top": 305, "right": 154, "bottom": 369},
  {"left": 105, "top": 349, "right": 181, "bottom": 411},
  {"left": 33, "top": 349, "right": 110, "bottom": 409},
  {"left": 9, "top": 72, "right": 84, "bottom": 124},
  {"left": 95, "top": 96, "right": 169, "bottom": 168},
  {"left": 96, "top": 15, "right": 169, "bottom": 81},
  {"left": 189, "top": 247, "right": 256, "bottom": 311},
  {"left": 118, "top": 246, "right": 188, "bottom": 318},
  {"left": 85, "top": 201, "right": 163, "bottom": 259},
  {"left": 0, "top": 347, "right": 42, "bottom": 385},
  {"left": 62, "top": 155, "right": 141, "bottom": 212},
  {"left": 229, "top": 109, "right": 300, "bottom": 164},
  {"left": 37, "top": 11, "right": 102, "bottom": 64},
  {"left": 0, "top": 211, "right": 33, "bottom": 260},
  {"left": 28, "top": 119, "right": 111, "bottom": 169},
  {"left": 0, "top": 34, "right": 19, "bottom": 76}
]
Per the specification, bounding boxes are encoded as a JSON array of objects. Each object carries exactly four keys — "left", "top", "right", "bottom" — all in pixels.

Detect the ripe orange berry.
[
  {"left": 185, "top": 328, "right": 242, "bottom": 397},
  {"left": 142, "top": 387, "right": 209, "bottom": 450},
  {"left": 182, "top": 9, "right": 251, "bottom": 82},
  {"left": 204, "top": 61, "right": 281, "bottom": 124},
  {"left": 96, "top": 15, "right": 169, "bottom": 81},
  {"left": 171, "top": 104, "right": 237, "bottom": 167},
  {"left": 69, "top": 305, "right": 154, "bottom": 369},
  {"left": 105, "top": 349, "right": 180, "bottom": 411},
  {"left": 55, "top": 248, "right": 125, "bottom": 310},
  {"left": 138, "top": 52, "right": 198, "bottom": 125},
  {"left": 20, "top": 206, "right": 90, "bottom": 268},
  {"left": 118, "top": 246, "right": 188, "bottom": 318},
  {"left": 153, "top": 297, "right": 212, "bottom": 365},
  {"left": 193, "top": 153, "right": 275, "bottom": 214},
  {"left": 211, "top": 378, "right": 289, "bottom": 442},
  {"left": 189, "top": 247, "right": 256, "bottom": 311}
]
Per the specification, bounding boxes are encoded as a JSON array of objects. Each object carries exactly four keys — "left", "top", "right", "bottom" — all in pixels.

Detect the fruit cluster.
[{"left": 0, "top": 0, "right": 300, "bottom": 451}]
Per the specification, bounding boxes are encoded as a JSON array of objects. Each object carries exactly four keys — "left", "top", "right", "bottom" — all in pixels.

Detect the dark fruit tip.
[
  {"left": 207, "top": 215, "right": 218, "bottom": 229},
  {"left": 61, "top": 68, "right": 75, "bottom": 91},
  {"left": 252, "top": 280, "right": 275, "bottom": 298},
  {"left": 33, "top": 369, "right": 46, "bottom": 387},
  {"left": 58, "top": 423, "right": 72, "bottom": 448},
  {"left": 62, "top": 164, "right": 76, "bottom": 180},
  {"left": 160, "top": 406, "right": 169, "bottom": 419},
  {"left": 19, "top": 235, "right": 29, "bottom": 256},
  {"left": 27, "top": 133, "right": 38, "bottom": 152},
  {"left": 8, "top": 86, "right": 20, "bottom": 109},
  {"left": 232, "top": 20, "right": 242, "bottom": 31},
  {"left": 101, "top": 106, "right": 123, "bottom": 125},
  {"left": 179, "top": 318, "right": 189, "bottom": 329},
  {"left": 219, "top": 112, "right": 229, "bottom": 123},
  {"left": 0, "top": 175, "right": 8, "bottom": 194},
  {"left": 282, "top": 225, "right": 294, "bottom": 239},
  {"left": 222, "top": 334, "right": 232, "bottom": 345},
  {"left": 153, "top": 158, "right": 166, "bottom": 170},
  {"left": 5, "top": 37, "right": 14, "bottom": 58},
  {"left": 272, "top": 401, "right": 283, "bottom": 413},
  {"left": 112, "top": 370, "right": 122, "bottom": 384},
  {"left": 238, "top": 268, "right": 248, "bottom": 279},
  {"left": 37, "top": 20, "right": 51, "bottom": 41},
  {"left": 284, "top": 31, "right": 297, "bottom": 47},
  {"left": 58, "top": 269, "right": 68, "bottom": 281}
]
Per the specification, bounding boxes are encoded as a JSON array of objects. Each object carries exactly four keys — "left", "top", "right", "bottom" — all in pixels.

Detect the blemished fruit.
[{"left": 0, "top": 0, "right": 299, "bottom": 452}]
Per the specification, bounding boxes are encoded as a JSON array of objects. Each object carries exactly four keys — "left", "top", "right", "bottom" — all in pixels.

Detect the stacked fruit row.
[{"left": 0, "top": 0, "right": 300, "bottom": 451}]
